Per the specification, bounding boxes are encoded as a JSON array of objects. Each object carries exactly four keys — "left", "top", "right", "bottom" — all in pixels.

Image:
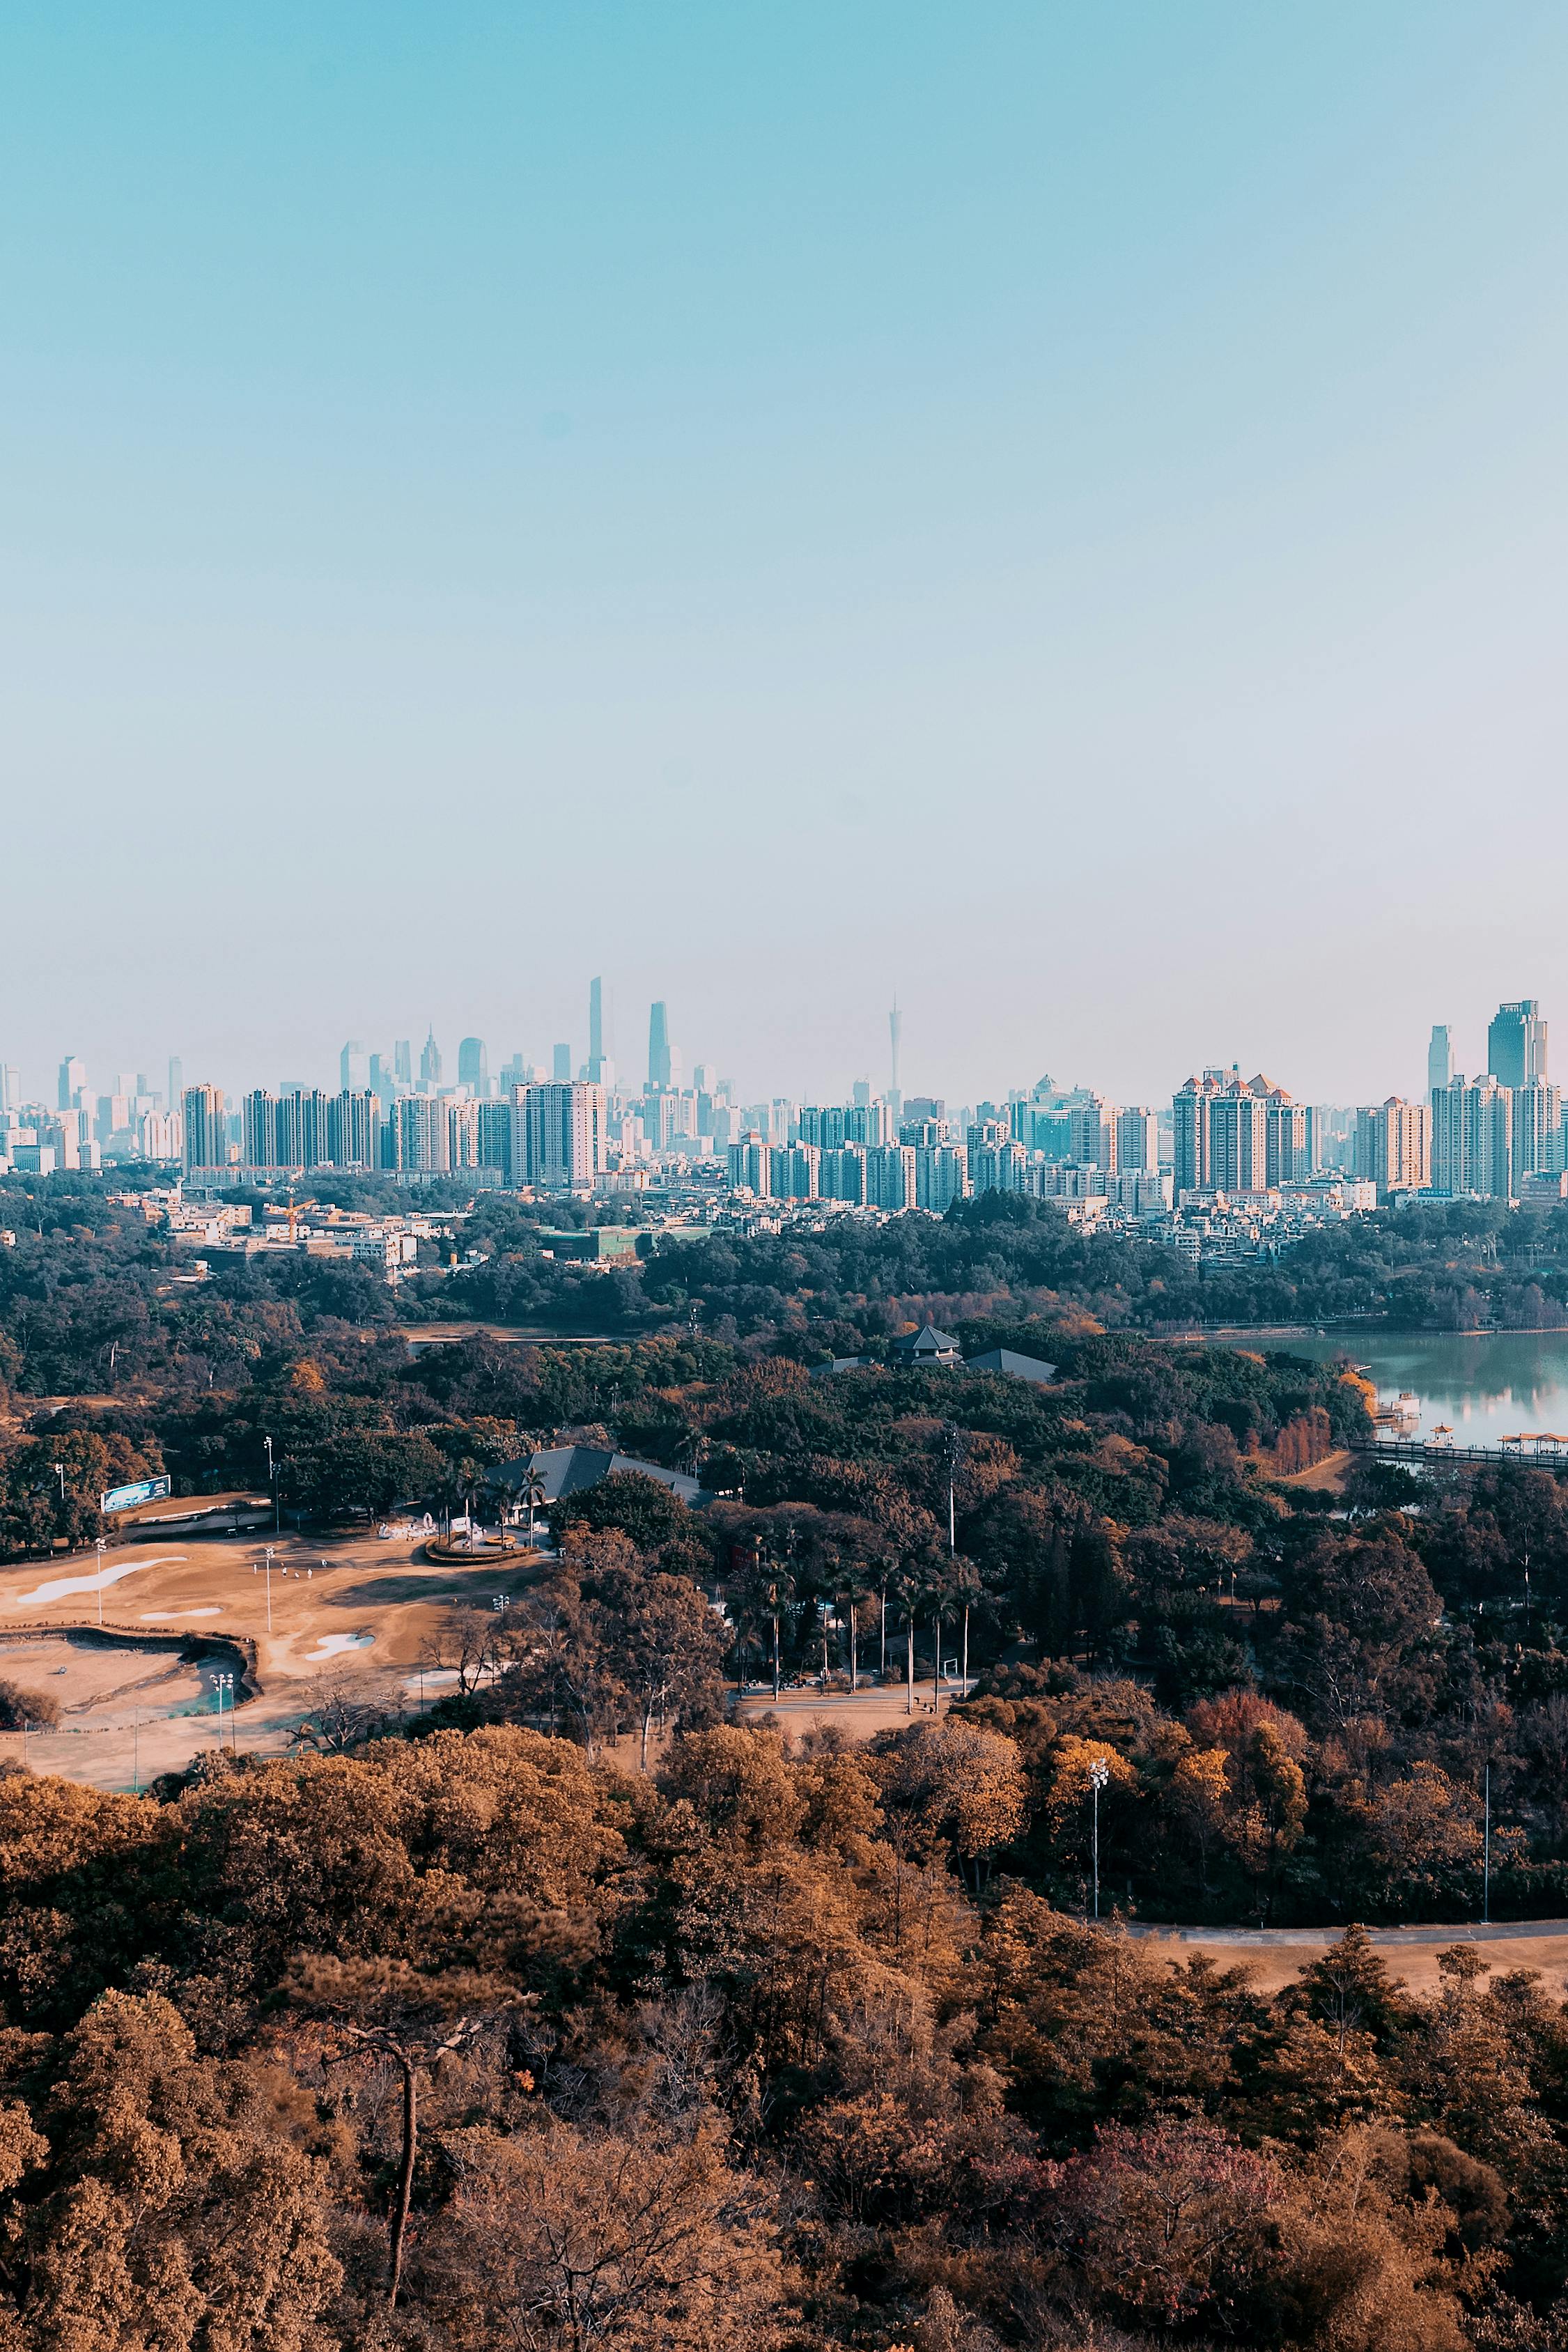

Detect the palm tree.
[
  {"left": 837, "top": 1562, "right": 876, "bottom": 1694},
  {"left": 520, "top": 1464, "right": 549, "bottom": 1540},
  {"left": 894, "top": 1564, "right": 929, "bottom": 1717}
]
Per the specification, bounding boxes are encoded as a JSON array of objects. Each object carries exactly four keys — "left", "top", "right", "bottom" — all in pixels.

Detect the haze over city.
[{"left": 8, "top": 3, "right": 1568, "bottom": 1099}]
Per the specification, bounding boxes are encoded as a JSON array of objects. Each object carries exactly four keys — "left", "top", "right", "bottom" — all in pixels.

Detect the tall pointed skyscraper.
[
  {"left": 1427, "top": 1025, "right": 1454, "bottom": 1098},
  {"left": 649, "top": 1000, "right": 671, "bottom": 1090},
  {"left": 587, "top": 976, "right": 613, "bottom": 1084}
]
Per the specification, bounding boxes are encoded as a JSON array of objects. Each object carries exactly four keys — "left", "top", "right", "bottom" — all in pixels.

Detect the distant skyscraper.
[
  {"left": 368, "top": 1052, "right": 394, "bottom": 1109},
  {"left": 552, "top": 1042, "right": 571, "bottom": 1083},
  {"left": 587, "top": 976, "right": 615, "bottom": 1085},
  {"left": 1489, "top": 1000, "right": 1548, "bottom": 1090},
  {"left": 182, "top": 1084, "right": 226, "bottom": 1175},
  {"left": 419, "top": 1028, "right": 443, "bottom": 1088},
  {"left": 0, "top": 1067, "right": 18, "bottom": 1116},
  {"left": 394, "top": 1039, "right": 412, "bottom": 1085},
  {"left": 889, "top": 999, "right": 902, "bottom": 1106},
  {"left": 648, "top": 1002, "right": 671, "bottom": 1090},
  {"left": 168, "top": 1056, "right": 183, "bottom": 1113},
  {"left": 58, "top": 1055, "right": 86, "bottom": 1111},
  {"left": 458, "top": 1037, "right": 488, "bottom": 1092},
  {"left": 1427, "top": 1025, "right": 1454, "bottom": 1098},
  {"left": 340, "top": 1039, "right": 368, "bottom": 1092}
]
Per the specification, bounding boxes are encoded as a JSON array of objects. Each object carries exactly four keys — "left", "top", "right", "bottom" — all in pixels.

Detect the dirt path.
[{"left": 1130, "top": 1919, "right": 1568, "bottom": 1994}]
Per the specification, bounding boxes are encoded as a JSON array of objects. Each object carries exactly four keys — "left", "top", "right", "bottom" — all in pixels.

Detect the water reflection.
[{"left": 1263, "top": 1332, "right": 1568, "bottom": 1449}]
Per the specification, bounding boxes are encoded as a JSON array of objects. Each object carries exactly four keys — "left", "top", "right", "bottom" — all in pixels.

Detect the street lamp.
[
  {"left": 261, "top": 1545, "right": 276, "bottom": 1634},
  {"left": 263, "top": 1435, "right": 279, "bottom": 1532},
  {"left": 215, "top": 1670, "right": 233, "bottom": 1748},
  {"left": 1089, "top": 1757, "right": 1110, "bottom": 1922},
  {"left": 94, "top": 1537, "right": 106, "bottom": 1627}
]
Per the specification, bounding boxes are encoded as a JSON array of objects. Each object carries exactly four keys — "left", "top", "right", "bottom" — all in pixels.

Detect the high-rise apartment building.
[
  {"left": 800, "top": 1106, "right": 848, "bottom": 1150},
  {"left": 1489, "top": 1000, "right": 1548, "bottom": 1090},
  {"left": 771, "top": 1144, "right": 821, "bottom": 1201},
  {"left": 1068, "top": 1099, "right": 1116, "bottom": 1170},
  {"left": 727, "top": 1134, "right": 771, "bottom": 1196},
  {"left": 447, "top": 1099, "right": 481, "bottom": 1169},
  {"left": 181, "top": 1085, "right": 226, "bottom": 1175},
  {"left": 1431, "top": 1076, "right": 1515, "bottom": 1199},
  {"left": 525, "top": 1082, "right": 605, "bottom": 1190},
  {"left": 1251, "top": 1081, "right": 1309, "bottom": 1186},
  {"left": 844, "top": 1101, "right": 892, "bottom": 1148},
  {"left": 915, "top": 1145, "right": 969, "bottom": 1212},
  {"left": 1172, "top": 1074, "right": 1218, "bottom": 1194},
  {"left": 819, "top": 1145, "right": 869, "bottom": 1204},
  {"left": 1115, "top": 1108, "right": 1159, "bottom": 1174},
  {"left": 329, "top": 1091, "right": 380, "bottom": 1169},
  {"left": 1206, "top": 1080, "right": 1268, "bottom": 1194},
  {"left": 866, "top": 1143, "right": 917, "bottom": 1212},
  {"left": 972, "top": 1138, "right": 1028, "bottom": 1193},
  {"left": 476, "top": 1099, "right": 517, "bottom": 1182},
  {"left": 1512, "top": 1081, "right": 1562, "bottom": 1187},
  {"left": 393, "top": 1094, "right": 449, "bottom": 1173},
  {"left": 648, "top": 1002, "right": 671, "bottom": 1091},
  {"left": 1427, "top": 1026, "right": 1454, "bottom": 1097},
  {"left": 1353, "top": 1098, "right": 1432, "bottom": 1199}
]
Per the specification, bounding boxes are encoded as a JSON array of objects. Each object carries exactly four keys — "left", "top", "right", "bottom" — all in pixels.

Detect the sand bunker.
[
  {"left": 305, "top": 1632, "right": 375, "bottom": 1662},
  {"left": 7, "top": 1554, "right": 187, "bottom": 1609}
]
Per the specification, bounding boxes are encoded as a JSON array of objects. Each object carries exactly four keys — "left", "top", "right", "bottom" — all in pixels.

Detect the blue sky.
[{"left": 5, "top": 3, "right": 1568, "bottom": 1106}]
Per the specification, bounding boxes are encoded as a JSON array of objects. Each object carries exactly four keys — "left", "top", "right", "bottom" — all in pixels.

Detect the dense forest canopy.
[{"left": 5, "top": 1173, "right": 1568, "bottom": 2342}]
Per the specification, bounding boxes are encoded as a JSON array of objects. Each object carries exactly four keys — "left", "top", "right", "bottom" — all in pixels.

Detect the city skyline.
[
  {"left": 2, "top": 984, "right": 1552, "bottom": 1117},
  {"left": 8, "top": 988, "right": 1560, "bottom": 1202}
]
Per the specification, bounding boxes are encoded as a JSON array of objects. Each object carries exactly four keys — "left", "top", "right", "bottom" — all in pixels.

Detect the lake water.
[{"left": 1268, "top": 1331, "right": 1568, "bottom": 1450}]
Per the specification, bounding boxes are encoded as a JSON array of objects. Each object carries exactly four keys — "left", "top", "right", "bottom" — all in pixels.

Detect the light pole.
[
  {"left": 215, "top": 1671, "right": 233, "bottom": 1747},
  {"left": 906, "top": 1595, "right": 916, "bottom": 1717},
  {"left": 1089, "top": 1757, "right": 1110, "bottom": 1921},
  {"left": 262, "top": 1545, "right": 275, "bottom": 1634},
  {"left": 1483, "top": 1761, "right": 1491, "bottom": 1926},
  {"left": 94, "top": 1537, "right": 106, "bottom": 1626},
  {"left": 264, "top": 1435, "right": 278, "bottom": 1532}
]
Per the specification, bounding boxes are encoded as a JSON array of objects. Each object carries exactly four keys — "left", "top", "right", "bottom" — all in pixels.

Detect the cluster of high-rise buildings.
[
  {"left": 1420, "top": 1002, "right": 1564, "bottom": 1201},
  {"left": 3, "top": 994, "right": 1562, "bottom": 1232},
  {"left": 0, "top": 1057, "right": 185, "bottom": 1175}
]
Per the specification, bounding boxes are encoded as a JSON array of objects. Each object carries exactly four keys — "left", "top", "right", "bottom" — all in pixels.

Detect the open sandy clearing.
[{"left": 0, "top": 1524, "right": 547, "bottom": 1789}]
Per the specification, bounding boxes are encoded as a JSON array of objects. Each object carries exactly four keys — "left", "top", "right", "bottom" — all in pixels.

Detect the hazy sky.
[{"left": 6, "top": 2, "right": 1568, "bottom": 1109}]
